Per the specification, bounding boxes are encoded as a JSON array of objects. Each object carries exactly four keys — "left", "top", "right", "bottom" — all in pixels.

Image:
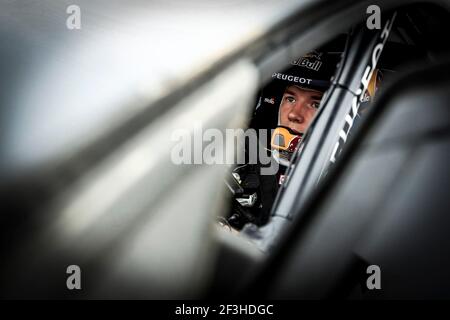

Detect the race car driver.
[{"left": 226, "top": 49, "right": 342, "bottom": 229}]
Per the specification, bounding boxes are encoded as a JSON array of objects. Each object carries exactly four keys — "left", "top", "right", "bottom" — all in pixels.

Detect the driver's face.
[{"left": 279, "top": 85, "right": 323, "bottom": 134}]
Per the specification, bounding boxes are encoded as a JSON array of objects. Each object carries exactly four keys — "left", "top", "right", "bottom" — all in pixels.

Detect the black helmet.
[
  {"left": 251, "top": 50, "right": 340, "bottom": 168},
  {"left": 252, "top": 50, "right": 341, "bottom": 131},
  {"left": 271, "top": 50, "right": 339, "bottom": 92}
]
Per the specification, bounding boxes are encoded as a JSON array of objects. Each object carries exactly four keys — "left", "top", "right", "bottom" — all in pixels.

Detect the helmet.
[
  {"left": 258, "top": 50, "right": 340, "bottom": 167},
  {"left": 271, "top": 50, "right": 339, "bottom": 92}
]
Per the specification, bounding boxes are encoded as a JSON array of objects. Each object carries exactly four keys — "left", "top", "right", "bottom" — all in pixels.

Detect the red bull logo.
[{"left": 292, "top": 51, "right": 323, "bottom": 71}]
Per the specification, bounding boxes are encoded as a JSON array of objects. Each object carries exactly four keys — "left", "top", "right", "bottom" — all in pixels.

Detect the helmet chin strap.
[{"left": 270, "top": 126, "right": 303, "bottom": 168}]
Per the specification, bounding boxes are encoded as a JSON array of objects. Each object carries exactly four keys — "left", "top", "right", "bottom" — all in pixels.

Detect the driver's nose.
[{"left": 288, "top": 103, "right": 305, "bottom": 123}]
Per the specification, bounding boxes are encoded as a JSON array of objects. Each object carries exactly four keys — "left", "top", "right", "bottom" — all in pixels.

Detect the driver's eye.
[
  {"left": 311, "top": 101, "right": 320, "bottom": 109},
  {"left": 285, "top": 96, "right": 296, "bottom": 103}
]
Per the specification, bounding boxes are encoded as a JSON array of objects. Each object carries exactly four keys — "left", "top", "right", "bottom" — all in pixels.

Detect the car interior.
[
  {"left": 211, "top": 3, "right": 450, "bottom": 299},
  {"left": 0, "top": 1, "right": 449, "bottom": 299}
]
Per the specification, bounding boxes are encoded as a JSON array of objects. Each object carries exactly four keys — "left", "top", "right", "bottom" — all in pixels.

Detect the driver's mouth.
[{"left": 285, "top": 125, "right": 304, "bottom": 135}]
